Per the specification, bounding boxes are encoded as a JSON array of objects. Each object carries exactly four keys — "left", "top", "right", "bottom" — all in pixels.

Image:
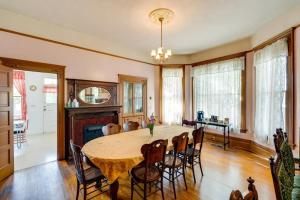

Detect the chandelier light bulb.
[
  {"left": 157, "top": 47, "right": 163, "bottom": 55},
  {"left": 167, "top": 49, "right": 172, "bottom": 56},
  {"left": 164, "top": 54, "right": 169, "bottom": 59},
  {"left": 155, "top": 54, "right": 160, "bottom": 60},
  {"left": 151, "top": 50, "right": 156, "bottom": 57}
]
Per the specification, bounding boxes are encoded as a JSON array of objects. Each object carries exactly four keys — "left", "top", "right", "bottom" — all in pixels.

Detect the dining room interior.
[{"left": 0, "top": 0, "right": 300, "bottom": 200}]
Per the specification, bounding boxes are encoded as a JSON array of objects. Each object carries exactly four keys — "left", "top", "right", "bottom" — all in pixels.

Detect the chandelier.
[{"left": 149, "top": 8, "right": 174, "bottom": 63}]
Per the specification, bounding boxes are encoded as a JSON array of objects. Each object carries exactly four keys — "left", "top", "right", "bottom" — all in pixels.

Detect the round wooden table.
[{"left": 82, "top": 125, "right": 194, "bottom": 199}]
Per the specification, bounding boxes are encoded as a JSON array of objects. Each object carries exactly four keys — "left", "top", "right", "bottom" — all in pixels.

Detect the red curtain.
[{"left": 13, "top": 71, "right": 27, "bottom": 121}]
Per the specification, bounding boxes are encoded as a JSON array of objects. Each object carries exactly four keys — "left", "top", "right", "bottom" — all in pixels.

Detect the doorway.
[
  {"left": 0, "top": 57, "right": 65, "bottom": 182},
  {"left": 13, "top": 70, "right": 58, "bottom": 170}
]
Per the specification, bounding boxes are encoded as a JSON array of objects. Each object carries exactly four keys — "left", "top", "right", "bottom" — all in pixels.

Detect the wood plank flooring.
[{"left": 0, "top": 142, "right": 275, "bottom": 200}]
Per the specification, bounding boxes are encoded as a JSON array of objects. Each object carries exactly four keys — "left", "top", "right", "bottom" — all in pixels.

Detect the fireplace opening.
[{"left": 83, "top": 124, "right": 104, "bottom": 144}]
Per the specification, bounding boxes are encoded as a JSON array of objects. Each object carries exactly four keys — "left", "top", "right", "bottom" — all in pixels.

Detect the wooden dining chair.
[
  {"left": 130, "top": 139, "right": 168, "bottom": 200},
  {"left": 123, "top": 121, "right": 139, "bottom": 132},
  {"left": 102, "top": 123, "right": 121, "bottom": 136},
  {"left": 184, "top": 127, "right": 205, "bottom": 182},
  {"left": 70, "top": 140, "right": 108, "bottom": 200},
  {"left": 164, "top": 132, "right": 189, "bottom": 199},
  {"left": 182, "top": 119, "right": 197, "bottom": 129}
]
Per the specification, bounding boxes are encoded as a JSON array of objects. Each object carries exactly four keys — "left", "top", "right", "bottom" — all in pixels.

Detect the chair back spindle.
[{"left": 70, "top": 140, "right": 85, "bottom": 183}]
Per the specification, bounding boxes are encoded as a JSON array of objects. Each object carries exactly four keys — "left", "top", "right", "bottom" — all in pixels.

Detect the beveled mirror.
[{"left": 78, "top": 87, "right": 111, "bottom": 104}]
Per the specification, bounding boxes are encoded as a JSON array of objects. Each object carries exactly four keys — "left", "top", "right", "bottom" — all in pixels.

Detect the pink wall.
[{"left": 0, "top": 31, "right": 159, "bottom": 116}]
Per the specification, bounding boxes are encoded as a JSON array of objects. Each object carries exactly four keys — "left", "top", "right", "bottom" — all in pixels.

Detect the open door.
[{"left": 0, "top": 64, "right": 13, "bottom": 181}]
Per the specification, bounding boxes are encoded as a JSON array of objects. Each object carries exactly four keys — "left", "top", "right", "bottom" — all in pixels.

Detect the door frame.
[{"left": 0, "top": 57, "right": 66, "bottom": 160}]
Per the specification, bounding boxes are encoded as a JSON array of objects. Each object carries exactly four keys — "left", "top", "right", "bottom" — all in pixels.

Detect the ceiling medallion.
[{"left": 149, "top": 8, "right": 174, "bottom": 63}]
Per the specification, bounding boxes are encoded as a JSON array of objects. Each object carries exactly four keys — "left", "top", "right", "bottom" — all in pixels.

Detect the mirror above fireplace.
[
  {"left": 78, "top": 87, "right": 111, "bottom": 104},
  {"left": 66, "top": 79, "right": 119, "bottom": 107}
]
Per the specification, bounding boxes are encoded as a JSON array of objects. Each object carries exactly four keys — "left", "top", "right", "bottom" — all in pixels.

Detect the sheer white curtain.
[
  {"left": 192, "top": 57, "right": 244, "bottom": 132},
  {"left": 162, "top": 68, "right": 183, "bottom": 124},
  {"left": 254, "top": 38, "right": 288, "bottom": 145}
]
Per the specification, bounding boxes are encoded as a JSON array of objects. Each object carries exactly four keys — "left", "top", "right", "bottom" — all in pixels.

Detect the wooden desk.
[{"left": 196, "top": 120, "right": 231, "bottom": 150}]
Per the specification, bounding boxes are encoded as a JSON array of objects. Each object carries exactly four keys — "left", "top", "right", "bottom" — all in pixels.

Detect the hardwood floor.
[{"left": 0, "top": 142, "right": 275, "bottom": 200}]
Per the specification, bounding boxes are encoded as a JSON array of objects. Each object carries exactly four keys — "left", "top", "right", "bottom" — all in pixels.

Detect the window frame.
[
  {"left": 160, "top": 65, "right": 185, "bottom": 124},
  {"left": 118, "top": 74, "right": 147, "bottom": 117},
  {"left": 191, "top": 52, "right": 247, "bottom": 133},
  {"left": 253, "top": 29, "right": 295, "bottom": 146}
]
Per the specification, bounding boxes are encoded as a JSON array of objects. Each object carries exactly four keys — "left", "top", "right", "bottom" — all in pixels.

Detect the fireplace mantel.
[
  {"left": 65, "top": 78, "right": 122, "bottom": 159},
  {"left": 65, "top": 106, "right": 121, "bottom": 159}
]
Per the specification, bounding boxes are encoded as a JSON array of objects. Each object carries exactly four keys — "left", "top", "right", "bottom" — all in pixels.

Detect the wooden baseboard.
[{"left": 204, "top": 131, "right": 275, "bottom": 158}]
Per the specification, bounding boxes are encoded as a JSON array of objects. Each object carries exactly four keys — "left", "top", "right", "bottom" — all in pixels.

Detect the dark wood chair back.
[
  {"left": 182, "top": 119, "right": 197, "bottom": 129},
  {"left": 102, "top": 123, "right": 121, "bottom": 136},
  {"left": 269, "top": 156, "right": 286, "bottom": 200},
  {"left": 172, "top": 132, "right": 189, "bottom": 154},
  {"left": 141, "top": 139, "right": 168, "bottom": 166},
  {"left": 274, "top": 128, "right": 285, "bottom": 153},
  {"left": 70, "top": 140, "right": 85, "bottom": 184},
  {"left": 229, "top": 177, "right": 258, "bottom": 200},
  {"left": 123, "top": 121, "right": 139, "bottom": 132},
  {"left": 192, "top": 127, "right": 205, "bottom": 152}
]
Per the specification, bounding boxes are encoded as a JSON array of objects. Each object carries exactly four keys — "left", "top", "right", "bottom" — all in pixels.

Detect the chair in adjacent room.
[
  {"left": 184, "top": 127, "right": 205, "bottom": 182},
  {"left": 123, "top": 121, "right": 139, "bottom": 132},
  {"left": 70, "top": 140, "right": 108, "bottom": 200},
  {"left": 102, "top": 123, "right": 121, "bottom": 136},
  {"left": 130, "top": 139, "right": 168, "bottom": 200},
  {"left": 164, "top": 132, "right": 189, "bottom": 199}
]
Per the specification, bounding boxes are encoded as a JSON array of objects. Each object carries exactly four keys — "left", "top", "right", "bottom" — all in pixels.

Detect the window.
[
  {"left": 13, "top": 85, "right": 22, "bottom": 120},
  {"left": 254, "top": 38, "right": 288, "bottom": 145},
  {"left": 121, "top": 77, "right": 146, "bottom": 115},
  {"left": 44, "top": 78, "right": 57, "bottom": 104},
  {"left": 192, "top": 57, "right": 245, "bottom": 132},
  {"left": 162, "top": 67, "right": 183, "bottom": 124}
]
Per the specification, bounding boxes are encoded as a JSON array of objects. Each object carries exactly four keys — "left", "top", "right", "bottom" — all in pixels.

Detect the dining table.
[{"left": 82, "top": 125, "right": 194, "bottom": 199}]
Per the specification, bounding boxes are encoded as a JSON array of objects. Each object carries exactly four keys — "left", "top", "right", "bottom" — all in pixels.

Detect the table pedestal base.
[{"left": 110, "top": 178, "right": 119, "bottom": 200}]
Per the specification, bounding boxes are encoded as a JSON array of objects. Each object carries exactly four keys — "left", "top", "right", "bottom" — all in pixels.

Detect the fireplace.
[
  {"left": 65, "top": 78, "right": 122, "bottom": 159},
  {"left": 65, "top": 106, "right": 121, "bottom": 158},
  {"left": 83, "top": 124, "right": 104, "bottom": 144}
]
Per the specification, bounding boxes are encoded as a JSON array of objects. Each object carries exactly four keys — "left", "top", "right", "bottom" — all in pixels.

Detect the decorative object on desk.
[
  {"left": 224, "top": 118, "right": 229, "bottom": 124},
  {"left": 210, "top": 115, "right": 218, "bottom": 122},
  {"left": 147, "top": 113, "right": 155, "bottom": 136},
  {"left": 29, "top": 85, "right": 37, "bottom": 91},
  {"left": 197, "top": 111, "right": 204, "bottom": 121}
]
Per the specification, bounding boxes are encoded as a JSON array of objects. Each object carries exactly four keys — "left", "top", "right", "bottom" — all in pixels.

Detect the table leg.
[
  {"left": 110, "top": 178, "right": 119, "bottom": 200},
  {"left": 223, "top": 127, "right": 226, "bottom": 150},
  {"left": 227, "top": 127, "right": 230, "bottom": 146}
]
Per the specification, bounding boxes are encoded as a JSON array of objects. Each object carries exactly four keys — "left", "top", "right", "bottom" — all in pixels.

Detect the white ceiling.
[{"left": 0, "top": 0, "right": 299, "bottom": 56}]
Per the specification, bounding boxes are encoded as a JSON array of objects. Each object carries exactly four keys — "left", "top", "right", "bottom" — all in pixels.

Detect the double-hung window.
[
  {"left": 192, "top": 57, "right": 245, "bottom": 132},
  {"left": 162, "top": 67, "right": 184, "bottom": 125},
  {"left": 254, "top": 38, "right": 288, "bottom": 145}
]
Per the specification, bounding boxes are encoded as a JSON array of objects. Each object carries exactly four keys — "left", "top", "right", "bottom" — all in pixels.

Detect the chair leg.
[
  {"left": 182, "top": 165, "right": 188, "bottom": 190},
  {"left": 172, "top": 168, "right": 176, "bottom": 199},
  {"left": 83, "top": 184, "right": 87, "bottom": 200},
  {"left": 144, "top": 183, "right": 147, "bottom": 200},
  {"left": 76, "top": 179, "right": 80, "bottom": 200},
  {"left": 191, "top": 160, "right": 196, "bottom": 183},
  {"left": 161, "top": 177, "right": 165, "bottom": 200},
  {"left": 199, "top": 156, "right": 204, "bottom": 176},
  {"left": 131, "top": 178, "right": 134, "bottom": 200}
]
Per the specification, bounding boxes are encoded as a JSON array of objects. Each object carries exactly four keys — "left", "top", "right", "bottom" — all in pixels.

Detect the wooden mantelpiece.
[
  {"left": 65, "top": 79, "right": 122, "bottom": 159},
  {"left": 65, "top": 106, "right": 121, "bottom": 159}
]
